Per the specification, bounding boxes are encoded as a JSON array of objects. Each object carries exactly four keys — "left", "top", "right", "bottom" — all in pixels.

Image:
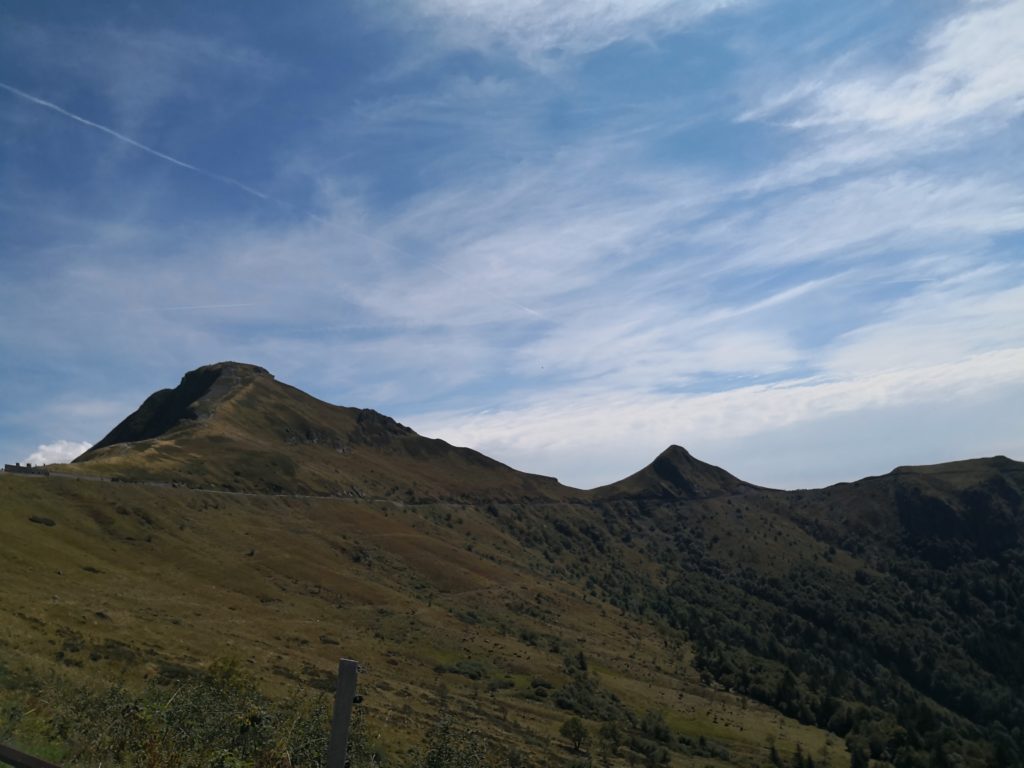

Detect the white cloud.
[
  {"left": 25, "top": 440, "right": 92, "bottom": 466},
  {"left": 742, "top": 1, "right": 1024, "bottom": 189},
  {"left": 513, "top": 302, "right": 804, "bottom": 386},
  {"left": 399, "top": 0, "right": 751, "bottom": 65},
  {"left": 789, "top": 1, "right": 1024, "bottom": 133},
  {"left": 409, "top": 347, "right": 1024, "bottom": 489},
  {"left": 403, "top": 249, "right": 1024, "bottom": 489},
  {"left": 708, "top": 173, "right": 1024, "bottom": 269},
  {"left": 823, "top": 269, "right": 1024, "bottom": 376},
  {"left": 5, "top": 119, "right": 1019, "bottom": 419}
]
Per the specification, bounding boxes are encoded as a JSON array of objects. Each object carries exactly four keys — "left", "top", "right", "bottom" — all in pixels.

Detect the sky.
[{"left": 1, "top": 0, "right": 1022, "bottom": 490}]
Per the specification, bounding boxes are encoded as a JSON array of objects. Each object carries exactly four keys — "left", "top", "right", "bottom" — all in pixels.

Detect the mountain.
[
  {"left": 3, "top": 362, "right": 1023, "bottom": 768},
  {"left": 796, "top": 457, "right": 1024, "bottom": 565},
  {"left": 74, "top": 361, "right": 568, "bottom": 501},
  {"left": 591, "top": 444, "right": 758, "bottom": 500},
  {"left": 74, "top": 362, "right": 760, "bottom": 505}
]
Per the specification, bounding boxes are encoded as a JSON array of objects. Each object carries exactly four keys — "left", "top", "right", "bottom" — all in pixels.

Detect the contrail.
[
  {"left": 0, "top": 81, "right": 270, "bottom": 202},
  {"left": 0, "top": 80, "right": 545, "bottom": 320}
]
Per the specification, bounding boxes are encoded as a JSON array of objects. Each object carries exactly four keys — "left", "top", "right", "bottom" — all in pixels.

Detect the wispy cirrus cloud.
[
  {"left": 5, "top": 91, "right": 1021, "bottom": 468},
  {"left": 396, "top": 0, "right": 753, "bottom": 65},
  {"left": 770, "top": 0, "right": 1024, "bottom": 133},
  {"left": 705, "top": 173, "right": 1024, "bottom": 269},
  {"left": 741, "top": 0, "right": 1024, "bottom": 189}
]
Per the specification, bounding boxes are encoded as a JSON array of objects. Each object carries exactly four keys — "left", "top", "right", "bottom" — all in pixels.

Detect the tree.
[
  {"left": 849, "top": 742, "right": 869, "bottom": 768},
  {"left": 561, "top": 717, "right": 589, "bottom": 752},
  {"left": 598, "top": 721, "right": 621, "bottom": 750},
  {"left": 598, "top": 721, "right": 621, "bottom": 767}
]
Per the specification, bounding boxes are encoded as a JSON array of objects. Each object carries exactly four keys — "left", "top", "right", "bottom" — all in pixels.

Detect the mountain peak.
[
  {"left": 194, "top": 360, "right": 273, "bottom": 377},
  {"left": 657, "top": 444, "right": 695, "bottom": 463},
  {"left": 71, "top": 362, "right": 572, "bottom": 501},
  {"left": 592, "top": 444, "right": 756, "bottom": 500},
  {"left": 76, "top": 362, "right": 269, "bottom": 459}
]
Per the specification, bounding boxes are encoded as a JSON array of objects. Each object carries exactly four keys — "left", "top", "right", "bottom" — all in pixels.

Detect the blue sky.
[{"left": 1, "top": 0, "right": 1022, "bottom": 489}]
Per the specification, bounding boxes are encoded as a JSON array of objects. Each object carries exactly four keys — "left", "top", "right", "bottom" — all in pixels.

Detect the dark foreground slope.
[
  {"left": 568, "top": 458, "right": 1024, "bottom": 767},
  {"left": 4, "top": 362, "right": 1023, "bottom": 768}
]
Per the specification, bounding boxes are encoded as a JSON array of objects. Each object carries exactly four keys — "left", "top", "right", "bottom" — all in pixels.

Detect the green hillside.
[{"left": 2, "top": 363, "right": 1022, "bottom": 768}]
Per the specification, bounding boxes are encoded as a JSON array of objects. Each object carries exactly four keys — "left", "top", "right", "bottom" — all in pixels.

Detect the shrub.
[
  {"left": 38, "top": 660, "right": 339, "bottom": 767},
  {"left": 560, "top": 717, "right": 589, "bottom": 752}
]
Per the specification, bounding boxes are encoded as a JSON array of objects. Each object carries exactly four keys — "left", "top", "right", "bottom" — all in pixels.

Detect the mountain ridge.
[
  {"left": 4, "top": 361, "right": 1024, "bottom": 767},
  {"left": 70, "top": 362, "right": 1018, "bottom": 500},
  {"left": 69, "top": 361, "right": 764, "bottom": 503}
]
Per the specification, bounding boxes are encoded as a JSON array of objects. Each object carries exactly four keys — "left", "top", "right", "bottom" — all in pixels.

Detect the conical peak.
[
  {"left": 656, "top": 444, "right": 694, "bottom": 463},
  {"left": 647, "top": 445, "right": 707, "bottom": 495},
  {"left": 592, "top": 444, "right": 751, "bottom": 500}
]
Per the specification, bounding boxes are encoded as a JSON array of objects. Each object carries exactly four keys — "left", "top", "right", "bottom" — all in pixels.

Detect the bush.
[
  {"left": 417, "top": 702, "right": 488, "bottom": 768},
  {"left": 38, "top": 660, "right": 341, "bottom": 767},
  {"left": 560, "top": 717, "right": 589, "bottom": 752}
]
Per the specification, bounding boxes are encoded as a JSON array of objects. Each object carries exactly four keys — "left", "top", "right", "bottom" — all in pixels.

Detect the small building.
[{"left": 3, "top": 462, "right": 50, "bottom": 476}]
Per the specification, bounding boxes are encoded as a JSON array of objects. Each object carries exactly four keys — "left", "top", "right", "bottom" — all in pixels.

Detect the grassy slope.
[
  {"left": 7, "top": 364, "right": 1022, "bottom": 767},
  {"left": 0, "top": 473, "right": 833, "bottom": 767}
]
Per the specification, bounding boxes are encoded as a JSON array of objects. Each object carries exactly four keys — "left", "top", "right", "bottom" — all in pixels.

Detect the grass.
[
  {"left": 9, "top": 362, "right": 1019, "bottom": 766},
  {"left": 0, "top": 472, "right": 838, "bottom": 766}
]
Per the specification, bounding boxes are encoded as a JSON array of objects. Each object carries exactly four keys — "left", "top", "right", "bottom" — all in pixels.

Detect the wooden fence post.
[
  {"left": 0, "top": 742, "right": 62, "bottom": 768},
  {"left": 326, "top": 658, "right": 359, "bottom": 768}
]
